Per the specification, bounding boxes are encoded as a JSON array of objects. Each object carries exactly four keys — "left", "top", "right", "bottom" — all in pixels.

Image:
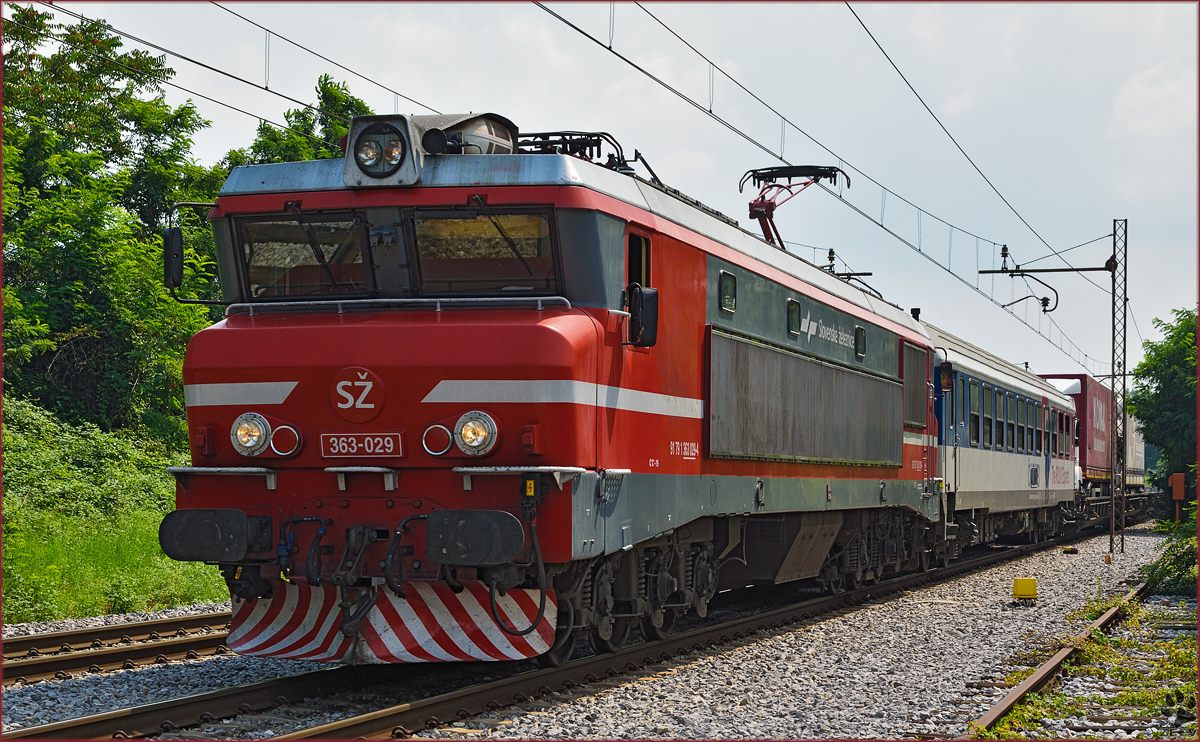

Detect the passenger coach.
[{"left": 929, "top": 326, "right": 1077, "bottom": 544}]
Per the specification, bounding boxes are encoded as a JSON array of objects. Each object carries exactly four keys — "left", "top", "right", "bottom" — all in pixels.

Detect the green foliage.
[
  {"left": 3, "top": 507, "right": 228, "bottom": 623},
  {"left": 224, "top": 73, "right": 373, "bottom": 166},
  {"left": 2, "top": 5, "right": 217, "bottom": 433},
  {"left": 1, "top": 6, "right": 379, "bottom": 620},
  {"left": 2, "top": 396, "right": 227, "bottom": 622},
  {"left": 2, "top": 396, "right": 184, "bottom": 517},
  {"left": 1143, "top": 499, "right": 1197, "bottom": 595},
  {"left": 1128, "top": 307, "right": 1197, "bottom": 491}
]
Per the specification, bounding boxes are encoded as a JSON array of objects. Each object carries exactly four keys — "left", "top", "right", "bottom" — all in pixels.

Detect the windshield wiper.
[
  {"left": 286, "top": 204, "right": 341, "bottom": 288},
  {"left": 470, "top": 195, "right": 534, "bottom": 276}
]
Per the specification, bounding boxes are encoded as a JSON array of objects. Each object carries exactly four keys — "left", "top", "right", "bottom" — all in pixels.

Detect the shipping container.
[{"left": 1040, "top": 373, "right": 1114, "bottom": 493}]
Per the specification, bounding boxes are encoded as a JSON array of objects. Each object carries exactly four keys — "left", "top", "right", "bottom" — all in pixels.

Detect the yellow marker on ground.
[{"left": 1012, "top": 577, "right": 1038, "bottom": 601}]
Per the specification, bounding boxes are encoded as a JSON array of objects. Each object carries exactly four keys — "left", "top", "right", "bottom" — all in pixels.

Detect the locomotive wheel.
[
  {"left": 537, "top": 633, "right": 577, "bottom": 667},
  {"left": 592, "top": 617, "right": 632, "bottom": 654},
  {"left": 842, "top": 572, "right": 862, "bottom": 591},
  {"left": 818, "top": 562, "right": 843, "bottom": 594},
  {"left": 537, "top": 599, "right": 578, "bottom": 667},
  {"left": 590, "top": 558, "right": 631, "bottom": 653},
  {"left": 641, "top": 609, "right": 678, "bottom": 641}
]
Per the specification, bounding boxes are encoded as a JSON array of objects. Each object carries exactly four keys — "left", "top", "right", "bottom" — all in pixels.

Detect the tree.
[
  {"left": 3, "top": 4, "right": 376, "bottom": 439},
  {"left": 224, "top": 74, "right": 373, "bottom": 166},
  {"left": 2, "top": 5, "right": 215, "bottom": 436},
  {"left": 1128, "top": 307, "right": 1197, "bottom": 489}
]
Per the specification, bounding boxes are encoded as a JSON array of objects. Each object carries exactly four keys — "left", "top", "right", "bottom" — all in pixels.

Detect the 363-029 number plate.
[{"left": 320, "top": 433, "right": 403, "bottom": 457}]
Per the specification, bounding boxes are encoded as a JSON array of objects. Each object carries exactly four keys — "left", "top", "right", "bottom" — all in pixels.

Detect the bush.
[
  {"left": 2, "top": 396, "right": 227, "bottom": 623},
  {"left": 2, "top": 395, "right": 184, "bottom": 517},
  {"left": 3, "top": 506, "right": 227, "bottom": 623},
  {"left": 1143, "top": 500, "right": 1198, "bottom": 595}
]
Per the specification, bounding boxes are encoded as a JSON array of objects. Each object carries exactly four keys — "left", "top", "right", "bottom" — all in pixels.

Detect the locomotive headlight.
[
  {"left": 355, "top": 140, "right": 382, "bottom": 168},
  {"left": 382, "top": 138, "right": 405, "bottom": 166},
  {"left": 231, "top": 412, "right": 272, "bottom": 457},
  {"left": 352, "top": 122, "right": 405, "bottom": 177},
  {"left": 454, "top": 411, "right": 498, "bottom": 456}
]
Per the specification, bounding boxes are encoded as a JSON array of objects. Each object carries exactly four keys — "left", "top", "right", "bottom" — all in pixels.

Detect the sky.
[{"left": 18, "top": 1, "right": 1198, "bottom": 380}]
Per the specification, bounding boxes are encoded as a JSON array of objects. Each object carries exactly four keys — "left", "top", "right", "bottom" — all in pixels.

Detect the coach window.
[
  {"left": 1017, "top": 399, "right": 1026, "bottom": 452},
  {"left": 969, "top": 380, "right": 980, "bottom": 446},
  {"left": 787, "top": 299, "right": 801, "bottom": 336},
  {"left": 1027, "top": 401, "right": 1036, "bottom": 453},
  {"left": 855, "top": 326, "right": 867, "bottom": 359},
  {"left": 1042, "top": 405, "right": 1050, "bottom": 455},
  {"left": 1006, "top": 396, "right": 1016, "bottom": 452},
  {"left": 628, "top": 233, "right": 651, "bottom": 288},
  {"left": 950, "top": 369, "right": 960, "bottom": 432},
  {"left": 1034, "top": 403, "right": 1042, "bottom": 454},
  {"left": 718, "top": 271, "right": 737, "bottom": 313},
  {"left": 960, "top": 376, "right": 968, "bottom": 431},
  {"left": 993, "top": 393, "right": 1003, "bottom": 444},
  {"left": 982, "top": 386, "right": 994, "bottom": 449},
  {"left": 1051, "top": 411, "right": 1059, "bottom": 458}
]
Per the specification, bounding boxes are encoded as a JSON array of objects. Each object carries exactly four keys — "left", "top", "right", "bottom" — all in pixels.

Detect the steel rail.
[
  {"left": 6, "top": 524, "right": 1138, "bottom": 740},
  {"left": 3, "top": 632, "right": 232, "bottom": 685},
  {"left": 276, "top": 533, "right": 1102, "bottom": 739},
  {"left": 958, "top": 582, "right": 1150, "bottom": 737},
  {"left": 3, "top": 611, "right": 231, "bottom": 657},
  {"left": 2, "top": 667, "right": 367, "bottom": 739},
  {"left": 3, "top": 612, "right": 232, "bottom": 685}
]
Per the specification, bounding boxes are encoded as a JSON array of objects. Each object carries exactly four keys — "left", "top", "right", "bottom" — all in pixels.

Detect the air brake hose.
[
  {"left": 488, "top": 520, "right": 550, "bottom": 637},
  {"left": 384, "top": 514, "right": 428, "bottom": 598}
]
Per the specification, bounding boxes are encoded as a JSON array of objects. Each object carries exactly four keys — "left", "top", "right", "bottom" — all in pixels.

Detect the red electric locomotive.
[{"left": 161, "top": 113, "right": 996, "bottom": 665}]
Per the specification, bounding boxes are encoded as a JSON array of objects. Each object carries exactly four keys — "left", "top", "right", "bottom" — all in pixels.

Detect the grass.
[
  {"left": 3, "top": 396, "right": 227, "bottom": 624},
  {"left": 1141, "top": 503, "right": 1197, "bottom": 596},
  {"left": 978, "top": 601, "right": 1197, "bottom": 739}
]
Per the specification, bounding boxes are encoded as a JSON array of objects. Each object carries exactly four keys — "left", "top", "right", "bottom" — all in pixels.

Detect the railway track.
[
  {"left": 961, "top": 585, "right": 1196, "bottom": 739},
  {"left": 3, "top": 612, "right": 232, "bottom": 685},
  {"left": 7, "top": 529, "right": 1114, "bottom": 740}
]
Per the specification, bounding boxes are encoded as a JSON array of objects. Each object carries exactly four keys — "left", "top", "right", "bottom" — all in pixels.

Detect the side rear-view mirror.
[
  {"left": 628, "top": 283, "right": 659, "bottom": 348},
  {"left": 164, "top": 227, "right": 184, "bottom": 289}
]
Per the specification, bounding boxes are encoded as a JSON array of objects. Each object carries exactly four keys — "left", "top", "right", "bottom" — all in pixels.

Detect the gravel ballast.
[
  {"left": 2, "top": 526, "right": 1164, "bottom": 737},
  {"left": 418, "top": 526, "right": 1165, "bottom": 739},
  {"left": 2, "top": 601, "right": 231, "bottom": 638}
]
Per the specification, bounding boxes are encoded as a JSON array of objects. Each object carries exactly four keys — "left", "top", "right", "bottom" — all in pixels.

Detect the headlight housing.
[
  {"left": 231, "top": 412, "right": 272, "bottom": 457},
  {"left": 353, "top": 122, "right": 405, "bottom": 177},
  {"left": 454, "top": 411, "right": 498, "bottom": 456}
]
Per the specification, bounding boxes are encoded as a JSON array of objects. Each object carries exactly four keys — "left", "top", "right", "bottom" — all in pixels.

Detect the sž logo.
[{"left": 330, "top": 367, "right": 384, "bottom": 423}]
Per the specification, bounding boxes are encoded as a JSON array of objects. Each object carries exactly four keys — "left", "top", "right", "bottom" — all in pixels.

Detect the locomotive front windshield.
[
  {"left": 232, "top": 209, "right": 558, "bottom": 301},
  {"left": 239, "top": 216, "right": 371, "bottom": 299},
  {"left": 413, "top": 213, "right": 555, "bottom": 294}
]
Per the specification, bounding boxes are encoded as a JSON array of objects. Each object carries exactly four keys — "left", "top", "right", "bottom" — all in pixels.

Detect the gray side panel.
[
  {"left": 556, "top": 209, "right": 625, "bottom": 309},
  {"left": 705, "top": 257, "right": 900, "bottom": 379},
  {"left": 709, "top": 330, "right": 903, "bottom": 466},
  {"left": 571, "top": 471, "right": 945, "bottom": 560},
  {"left": 903, "top": 342, "right": 928, "bottom": 428}
]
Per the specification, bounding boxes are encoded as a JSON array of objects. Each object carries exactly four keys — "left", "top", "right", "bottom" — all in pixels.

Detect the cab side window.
[{"left": 628, "top": 234, "right": 651, "bottom": 287}]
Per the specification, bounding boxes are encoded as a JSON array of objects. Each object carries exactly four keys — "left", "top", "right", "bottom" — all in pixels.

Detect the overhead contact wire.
[
  {"left": 817, "top": 183, "right": 1106, "bottom": 374},
  {"left": 35, "top": 1, "right": 354, "bottom": 128},
  {"left": 1, "top": 11, "right": 329, "bottom": 147},
  {"left": 633, "top": 1, "right": 1004, "bottom": 248},
  {"left": 538, "top": 2, "right": 1101, "bottom": 373},
  {"left": 845, "top": 1, "right": 1144, "bottom": 344},
  {"left": 209, "top": 2, "right": 441, "bottom": 114}
]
